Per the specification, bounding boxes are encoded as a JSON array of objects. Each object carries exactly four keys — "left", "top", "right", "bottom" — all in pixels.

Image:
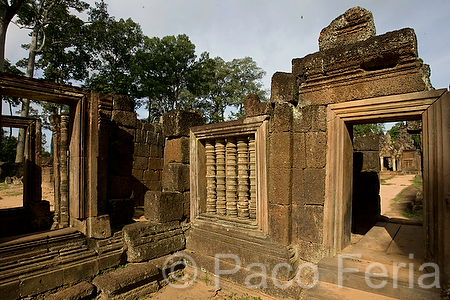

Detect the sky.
[{"left": 3, "top": 0, "right": 450, "bottom": 116}]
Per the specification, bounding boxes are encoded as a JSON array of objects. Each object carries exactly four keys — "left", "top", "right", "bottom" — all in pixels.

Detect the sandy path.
[{"left": 379, "top": 174, "right": 416, "bottom": 217}]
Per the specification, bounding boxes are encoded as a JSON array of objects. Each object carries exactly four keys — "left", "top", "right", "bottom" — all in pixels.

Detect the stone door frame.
[
  {"left": 323, "top": 88, "right": 449, "bottom": 257},
  {"left": 0, "top": 72, "right": 111, "bottom": 238}
]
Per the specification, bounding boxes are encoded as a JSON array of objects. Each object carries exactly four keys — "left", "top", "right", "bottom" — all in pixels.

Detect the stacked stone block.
[
  {"left": 132, "top": 120, "right": 164, "bottom": 207},
  {"left": 144, "top": 110, "right": 203, "bottom": 223},
  {"left": 267, "top": 96, "right": 328, "bottom": 263},
  {"left": 108, "top": 95, "right": 136, "bottom": 226}
]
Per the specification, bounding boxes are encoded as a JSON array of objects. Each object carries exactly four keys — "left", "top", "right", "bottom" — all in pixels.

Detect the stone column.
[
  {"left": 249, "top": 135, "right": 256, "bottom": 219},
  {"left": 226, "top": 137, "right": 237, "bottom": 217},
  {"left": 380, "top": 156, "right": 384, "bottom": 171},
  {"left": 205, "top": 140, "right": 216, "bottom": 213},
  {"left": 215, "top": 139, "right": 226, "bottom": 215},
  {"left": 59, "top": 114, "right": 70, "bottom": 227},
  {"left": 50, "top": 116, "right": 61, "bottom": 229},
  {"left": 237, "top": 136, "right": 249, "bottom": 218}
]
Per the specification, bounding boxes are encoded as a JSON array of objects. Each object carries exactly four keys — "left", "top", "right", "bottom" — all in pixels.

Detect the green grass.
[
  {"left": 380, "top": 176, "right": 395, "bottom": 185},
  {"left": 228, "top": 293, "right": 262, "bottom": 300},
  {"left": 410, "top": 176, "right": 423, "bottom": 190}
]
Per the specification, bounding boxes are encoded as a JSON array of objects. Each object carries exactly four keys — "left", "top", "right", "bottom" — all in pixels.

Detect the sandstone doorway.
[{"left": 323, "top": 88, "right": 450, "bottom": 281}]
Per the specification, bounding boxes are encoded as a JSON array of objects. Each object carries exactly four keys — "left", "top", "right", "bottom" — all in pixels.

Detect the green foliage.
[
  {"left": 353, "top": 123, "right": 385, "bottom": 134},
  {"left": 85, "top": 6, "right": 144, "bottom": 99},
  {"left": 3, "top": 59, "right": 23, "bottom": 114},
  {"left": 0, "top": 129, "right": 18, "bottom": 163},
  {"left": 132, "top": 34, "right": 214, "bottom": 121},
  {"left": 387, "top": 122, "right": 403, "bottom": 141}
]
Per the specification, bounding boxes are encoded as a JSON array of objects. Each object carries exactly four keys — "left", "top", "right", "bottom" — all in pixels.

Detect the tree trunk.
[{"left": 15, "top": 26, "right": 39, "bottom": 163}]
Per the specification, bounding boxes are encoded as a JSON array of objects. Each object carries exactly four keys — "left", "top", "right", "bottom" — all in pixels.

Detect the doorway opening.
[{"left": 351, "top": 121, "right": 423, "bottom": 236}]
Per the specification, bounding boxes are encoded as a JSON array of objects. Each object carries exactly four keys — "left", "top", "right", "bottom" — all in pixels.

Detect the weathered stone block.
[
  {"left": 268, "top": 204, "right": 290, "bottom": 245},
  {"left": 148, "top": 157, "right": 163, "bottom": 170},
  {"left": 63, "top": 259, "right": 99, "bottom": 285},
  {"left": 319, "top": 6, "right": 375, "bottom": 51},
  {"left": 164, "top": 137, "right": 190, "bottom": 164},
  {"left": 293, "top": 105, "right": 326, "bottom": 133},
  {"left": 134, "top": 143, "right": 150, "bottom": 157},
  {"left": 144, "top": 191, "right": 183, "bottom": 223},
  {"left": 0, "top": 280, "right": 19, "bottom": 300},
  {"left": 297, "top": 240, "right": 326, "bottom": 264},
  {"left": 149, "top": 144, "right": 163, "bottom": 158},
  {"left": 112, "top": 110, "right": 137, "bottom": 128},
  {"left": 122, "top": 221, "right": 185, "bottom": 262},
  {"left": 183, "top": 191, "right": 190, "bottom": 220},
  {"left": 306, "top": 131, "right": 327, "bottom": 168},
  {"left": 133, "top": 156, "right": 148, "bottom": 171},
  {"left": 292, "top": 204, "right": 324, "bottom": 244},
  {"left": 87, "top": 215, "right": 111, "bottom": 239},
  {"left": 292, "top": 168, "right": 305, "bottom": 205},
  {"left": 292, "top": 133, "right": 306, "bottom": 169},
  {"left": 111, "top": 125, "right": 134, "bottom": 142},
  {"left": 162, "top": 163, "right": 190, "bottom": 192},
  {"left": 108, "top": 176, "right": 132, "bottom": 199},
  {"left": 269, "top": 132, "right": 291, "bottom": 169},
  {"left": 92, "top": 262, "right": 159, "bottom": 297},
  {"left": 113, "top": 94, "right": 134, "bottom": 111},
  {"left": 353, "top": 133, "right": 381, "bottom": 151},
  {"left": 304, "top": 168, "right": 326, "bottom": 205},
  {"left": 132, "top": 168, "right": 144, "bottom": 181},
  {"left": 162, "top": 110, "right": 203, "bottom": 137},
  {"left": 107, "top": 198, "right": 134, "bottom": 225},
  {"left": 143, "top": 180, "right": 161, "bottom": 191},
  {"left": 268, "top": 167, "right": 291, "bottom": 205},
  {"left": 272, "top": 102, "right": 294, "bottom": 132},
  {"left": 244, "top": 94, "right": 272, "bottom": 117},
  {"left": 143, "top": 169, "right": 160, "bottom": 182},
  {"left": 354, "top": 151, "right": 380, "bottom": 172},
  {"left": 19, "top": 268, "right": 64, "bottom": 297},
  {"left": 270, "top": 72, "right": 296, "bottom": 104},
  {"left": 46, "top": 281, "right": 96, "bottom": 300}
]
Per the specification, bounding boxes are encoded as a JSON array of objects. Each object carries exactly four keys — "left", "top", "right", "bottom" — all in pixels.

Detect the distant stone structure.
[{"left": 380, "top": 122, "right": 422, "bottom": 174}]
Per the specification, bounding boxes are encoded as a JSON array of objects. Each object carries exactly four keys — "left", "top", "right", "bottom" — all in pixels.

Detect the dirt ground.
[
  {"left": 379, "top": 173, "right": 422, "bottom": 220},
  {"left": 0, "top": 181, "right": 54, "bottom": 210}
]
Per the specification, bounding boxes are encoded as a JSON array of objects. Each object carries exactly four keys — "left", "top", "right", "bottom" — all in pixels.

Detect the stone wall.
[{"left": 132, "top": 120, "right": 164, "bottom": 207}]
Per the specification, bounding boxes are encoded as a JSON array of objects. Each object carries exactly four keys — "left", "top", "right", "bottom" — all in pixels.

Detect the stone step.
[
  {"left": 307, "top": 281, "right": 400, "bottom": 300},
  {"left": 315, "top": 256, "right": 440, "bottom": 300}
]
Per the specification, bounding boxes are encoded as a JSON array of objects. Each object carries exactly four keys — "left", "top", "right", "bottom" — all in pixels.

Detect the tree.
[
  {"left": 13, "top": 0, "right": 89, "bottom": 162},
  {"left": 199, "top": 56, "right": 267, "bottom": 122},
  {"left": 353, "top": 123, "right": 385, "bottom": 135},
  {"left": 132, "top": 34, "right": 215, "bottom": 122},
  {"left": 0, "top": 129, "right": 18, "bottom": 162},
  {"left": 0, "top": 0, "right": 26, "bottom": 72},
  {"left": 85, "top": 2, "right": 144, "bottom": 101},
  {"left": 387, "top": 122, "right": 403, "bottom": 141}
]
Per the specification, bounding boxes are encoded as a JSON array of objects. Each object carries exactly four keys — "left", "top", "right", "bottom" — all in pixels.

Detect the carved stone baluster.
[
  {"left": 215, "top": 139, "right": 226, "bottom": 215},
  {"left": 249, "top": 135, "right": 257, "bottom": 219},
  {"left": 237, "top": 136, "right": 249, "bottom": 218},
  {"left": 226, "top": 137, "right": 237, "bottom": 217},
  {"left": 205, "top": 140, "right": 216, "bottom": 214}
]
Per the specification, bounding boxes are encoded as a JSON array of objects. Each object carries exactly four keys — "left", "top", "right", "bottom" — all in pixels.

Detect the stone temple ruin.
[{"left": 0, "top": 6, "right": 449, "bottom": 300}]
